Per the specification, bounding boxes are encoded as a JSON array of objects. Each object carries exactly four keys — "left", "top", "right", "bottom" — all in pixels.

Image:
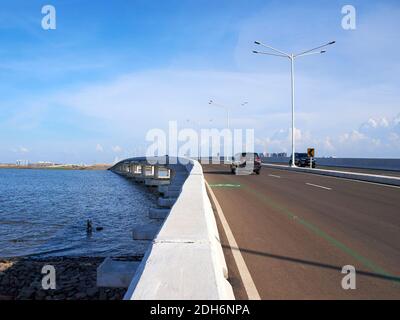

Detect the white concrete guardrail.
[
  {"left": 122, "top": 157, "right": 234, "bottom": 300},
  {"left": 262, "top": 163, "right": 400, "bottom": 186}
]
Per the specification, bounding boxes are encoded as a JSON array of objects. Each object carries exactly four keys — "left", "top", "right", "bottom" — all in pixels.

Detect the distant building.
[
  {"left": 16, "top": 160, "right": 29, "bottom": 166},
  {"left": 38, "top": 161, "right": 54, "bottom": 165},
  {"left": 264, "top": 152, "right": 287, "bottom": 158}
]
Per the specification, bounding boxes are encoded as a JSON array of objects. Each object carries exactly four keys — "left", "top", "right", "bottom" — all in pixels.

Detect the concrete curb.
[
  {"left": 97, "top": 258, "right": 140, "bottom": 288},
  {"left": 262, "top": 163, "right": 400, "bottom": 186},
  {"left": 124, "top": 158, "right": 234, "bottom": 300}
]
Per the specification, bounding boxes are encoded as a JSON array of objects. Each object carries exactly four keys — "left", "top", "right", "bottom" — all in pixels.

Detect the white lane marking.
[
  {"left": 205, "top": 180, "right": 261, "bottom": 300},
  {"left": 262, "top": 164, "right": 400, "bottom": 189},
  {"left": 268, "top": 174, "right": 281, "bottom": 178},
  {"left": 290, "top": 170, "right": 400, "bottom": 189},
  {"left": 313, "top": 173, "right": 400, "bottom": 189},
  {"left": 306, "top": 182, "right": 332, "bottom": 190}
]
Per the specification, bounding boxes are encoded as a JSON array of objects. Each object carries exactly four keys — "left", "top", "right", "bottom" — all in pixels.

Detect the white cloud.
[
  {"left": 4, "top": 66, "right": 400, "bottom": 159},
  {"left": 12, "top": 146, "right": 30, "bottom": 153},
  {"left": 113, "top": 156, "right": 120, "bottom": 164},
  {"left": 1, "top": 2, "right": 400, "bottom": 163},
  {"left": 261, "top": 113, "right": 400, "bottom": 158},
  {"left": 112, "top": 145, "right": 122, "bottom": 153},
  {"left": 42, "top": 64, "right": 398, "bottom": 150},
  {"left": 95, "top": 143, "right": 104, "bottom": 152},
  {"left": 339, "top": 130, "right": 365, "bottom": 144}
]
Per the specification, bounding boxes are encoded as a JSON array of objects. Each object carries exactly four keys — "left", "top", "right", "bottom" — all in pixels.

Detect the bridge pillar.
[{"left": 142, "top": 165, "right": 155, "bottom": 178}]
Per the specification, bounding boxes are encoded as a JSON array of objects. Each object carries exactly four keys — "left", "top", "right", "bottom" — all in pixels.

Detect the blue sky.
[{"left": 1, "top": 0, "right": 399, "bottom": 163}]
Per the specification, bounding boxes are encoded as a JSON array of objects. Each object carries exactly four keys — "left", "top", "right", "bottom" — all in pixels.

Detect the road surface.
[
  {"left": 262, "top": 162, "right": 400, "bottom": 177},
  {"left": 203, "top": 164, "right": 400, "bottom": 299}
]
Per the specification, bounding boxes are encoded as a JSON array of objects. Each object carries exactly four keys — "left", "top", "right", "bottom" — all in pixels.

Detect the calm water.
[{"left": 0, "top": 169, "right": 159, "bottom": 258}]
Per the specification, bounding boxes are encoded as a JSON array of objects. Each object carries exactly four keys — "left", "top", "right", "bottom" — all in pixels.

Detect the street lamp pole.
[
  {"left": 209, "top": 100, "right": 248, "bottom": 162},
  {"left": 187, "top": 118, "right": 213, "bottom": 162},
  {"left": 186, "top": 119, "right": 201, "bottom": 161},
  {"left": 253, "top": 40, "right": 335, "bottom": 167},
  {"left": 290, "top": 54, "right": 295, "bottom": 167}
]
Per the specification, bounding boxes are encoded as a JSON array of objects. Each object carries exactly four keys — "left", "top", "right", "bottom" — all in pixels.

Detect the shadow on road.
[
  {"left": 203, "top": 170, "right": 232, "bottom": 175},
  {"left": 222, "top": 245, "right": 400, "bottom": 284}
]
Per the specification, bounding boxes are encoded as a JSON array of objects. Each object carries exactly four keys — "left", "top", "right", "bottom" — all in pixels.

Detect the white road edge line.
[
  {"left": 306, "top": 182, "right": 332, "bottom": 190},
  {"left": 268, "top": 174, "right": 281, "bottom": 178},
  {"left": 263, "top": 164, "right": 400, "bottom": 189},
  {"left": 308, "top": 172, "right": 400, "bottom": 189},
  {"left": 205, "top": 180, "right": 261, "bottom": 300}
]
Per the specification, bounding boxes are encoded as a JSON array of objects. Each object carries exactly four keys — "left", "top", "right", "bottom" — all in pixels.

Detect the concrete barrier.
[
  {"left": 123, "top": 158, "right": 234, "bottom": 300},
  {"left": 262, "top": 163, "right": 400, "bottom": 186},
  {"left": 97, "top": 258, "right": 140, "bottom": 288}
]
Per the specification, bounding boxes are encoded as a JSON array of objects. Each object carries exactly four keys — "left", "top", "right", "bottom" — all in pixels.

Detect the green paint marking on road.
[
  {"left": 209, "top": 183, "right": 241, "bottom": 188},
  {"left": 240, "top": 183, "right": 400, "bottom": 284}
]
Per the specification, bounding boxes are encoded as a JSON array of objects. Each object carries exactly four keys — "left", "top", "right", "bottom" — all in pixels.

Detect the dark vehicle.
[
  {"left": 230, "top": 152, "right": 262, "bottom": 175},
  {"left": 289, "top": 153, "right": 316, "bottom": 168}
]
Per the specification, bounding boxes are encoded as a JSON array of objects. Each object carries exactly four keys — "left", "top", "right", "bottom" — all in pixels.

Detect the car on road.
[
  {"left": 230, "top": 152, "right": 262, "bottom": 175},
  {"left": 289, "top": 153, "right": 316, "bottom": 168}
]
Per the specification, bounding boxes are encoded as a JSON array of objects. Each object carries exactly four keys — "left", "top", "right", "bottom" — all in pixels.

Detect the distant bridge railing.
[{"left": 109, "top": 157, "right": 172, "bottom": 186}]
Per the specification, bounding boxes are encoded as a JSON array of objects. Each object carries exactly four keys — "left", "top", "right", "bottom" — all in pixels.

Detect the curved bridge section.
[{"left": 109, "top": 157, "right": 234, "bottom": 300}]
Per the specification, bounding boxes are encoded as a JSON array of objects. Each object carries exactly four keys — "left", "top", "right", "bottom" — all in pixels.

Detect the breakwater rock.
[{"left": 0, "top": 256, "right": 141, "bottom": 300}]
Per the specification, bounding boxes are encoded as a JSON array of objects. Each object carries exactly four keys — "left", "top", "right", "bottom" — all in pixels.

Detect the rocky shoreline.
[{"left": 0, "top": 256, "right": 141, "bottom": 300}]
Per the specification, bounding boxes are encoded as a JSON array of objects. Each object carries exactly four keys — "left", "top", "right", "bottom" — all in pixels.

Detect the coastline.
[
  {"left": 0, "top": 256, "right": 141, "bottom": 300},
  {"left": 0, "top": 164, "right": 111, "bottom": 170}
]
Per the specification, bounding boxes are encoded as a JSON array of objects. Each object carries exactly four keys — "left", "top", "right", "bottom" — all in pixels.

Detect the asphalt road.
[
  {"left": 262, "top": 162, "right": 400, "bottom": 177},
  {"left": 203, "top": 164, "right": 400, "bottom": 299},
  {"left": 316, "top": 165, "right": 400, "bottom": 177}
]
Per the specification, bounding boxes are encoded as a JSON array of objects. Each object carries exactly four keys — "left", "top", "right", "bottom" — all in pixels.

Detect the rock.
[
  {"left": 35, "top": 290, "right": 46, "bottom": 300},
  {"left": 53, "top": 294, "right": 66, "bottom": 300},
  {"left": 17, "top": 287, "right": 35, "bottom": 299},
  {"left": 99, "top": 289, "right": 107, "bottom": 300},
  {"left": 86, "top": 287, "right": 98, "bottom": 297},
  {"left": 0, "top": 257, "right": 129, "bottom": 300},
  {"left": 0, "top": 278, "right": 9, "bottom": 286},
  {"left": 75, "top": 292, "right": 86, "bottom": 299},
  {"left": 63, "top": 284, "right": 76, "bottom": 291}
]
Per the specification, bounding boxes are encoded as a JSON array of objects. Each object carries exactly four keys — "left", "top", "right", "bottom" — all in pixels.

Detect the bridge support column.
[{"left": 132, "top": 225, "right": 160, "bottom": 240}]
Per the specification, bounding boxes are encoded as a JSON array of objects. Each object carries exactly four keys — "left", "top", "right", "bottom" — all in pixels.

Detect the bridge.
[{"left": 102, "top": 156, "right": 400, "bottom": 300}]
